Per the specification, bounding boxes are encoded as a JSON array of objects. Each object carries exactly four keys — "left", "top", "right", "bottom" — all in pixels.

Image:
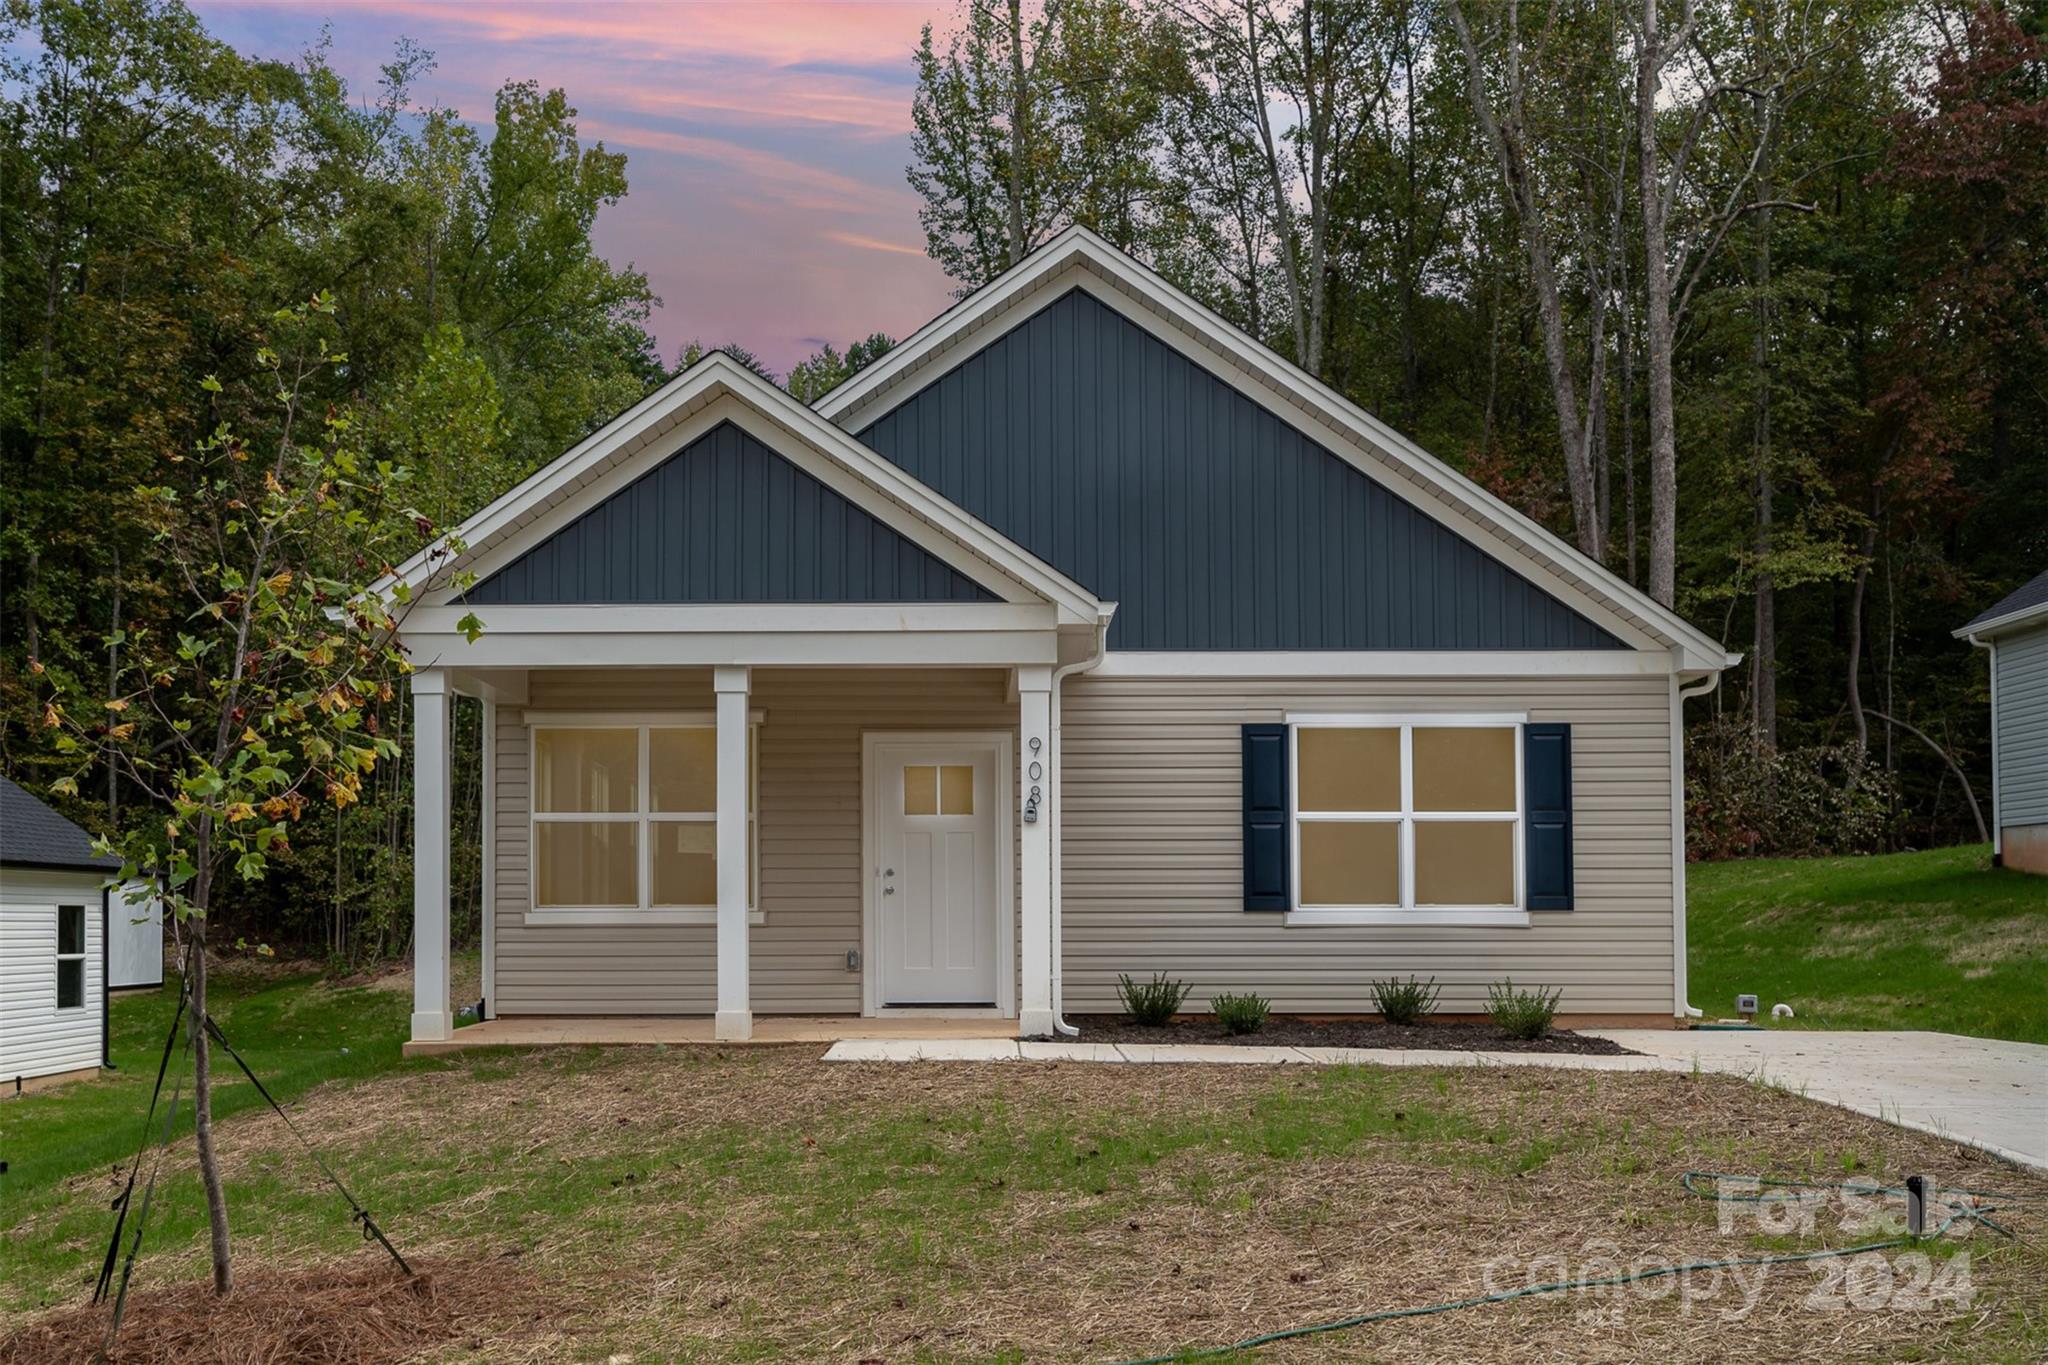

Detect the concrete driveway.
[{"left": 1591, "top": 1029, "right": 2047, "bottom": 1171}]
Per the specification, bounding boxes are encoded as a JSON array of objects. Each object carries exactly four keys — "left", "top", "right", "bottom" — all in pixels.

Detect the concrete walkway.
[
  {"left": 822, "top": 1029, "right": 2047, "bottom": 1171},
  {"left": 1591, "top": 1029, "right": 2046, "bottom": 1172}
]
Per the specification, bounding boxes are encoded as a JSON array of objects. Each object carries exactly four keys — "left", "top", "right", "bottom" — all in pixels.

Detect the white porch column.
[
  {"left": 410, "top": 669, "right": 453, "bottom": 1043},
  {"left": 714, "top": 666, "right": 753, "bottom": 1041},
  {"left": 1017, "top": 666, "right": 1055, "bottom": 1037}
]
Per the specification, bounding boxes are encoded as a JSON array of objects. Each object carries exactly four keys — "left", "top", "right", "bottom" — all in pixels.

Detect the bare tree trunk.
[
  {"left": 1635, "top": 0, "right": 1682, "bottom": 607},
  {"left": 1751, "top": 107, "right": 1777, "bottom": 747},
  {"left": 1868, "top": 710, "right": 1988, "bottom": 844},
  {"left": 106, "top": 545, "right": 123, "bottom": 817},
  {"left": 1244, "top": 0, "right": 1312, "bottom": 368},
  {"left": 24, "top": 550, "right": 40, "bottom": 662},
  {"left": 1846, "top": 520, "right": 1875, "bottom": 754},
  {"left": 1007, "top": 0, "right": 1029, "bottom": 267},
  {"left": 1449, "top": 0, "right": 1602, "bottom": 558},
  {"left": 189, "top": 824, "right": 233, "bottom": 1295},
  {"left": 1619, "top": 246, "right": 1639, "bottom": 586}
]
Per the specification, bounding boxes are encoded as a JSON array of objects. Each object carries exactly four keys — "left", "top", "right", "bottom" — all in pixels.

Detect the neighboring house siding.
[
  {"left": 1995, "top": 621, "right": 2048, "bottom": 830},
  {"left": 1057, "top": 673, "right": 1675, "bottom": 1015},
  {"left": 492, "top": 668, "right": 1019, "bottom": 1015},
  {"left": 0, "top": 870, "right": 104, "bottom": 1082},
  {"left": 856, "top": 288, "right": 1622, "bottom": 652},
  {"left": 471, "top": 421, "right": 995, "bottom": 605},
  {"left": 107, "top": 880, "right": 165, "bottom": 990}
]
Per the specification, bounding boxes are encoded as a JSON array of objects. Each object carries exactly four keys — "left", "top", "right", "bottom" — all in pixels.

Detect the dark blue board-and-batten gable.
[
  {"left": 855, "top": 288, "right": 1624, "bottom": 651},
  {"left": 468, "top": 420, "right": 996, "bottom": 605}
]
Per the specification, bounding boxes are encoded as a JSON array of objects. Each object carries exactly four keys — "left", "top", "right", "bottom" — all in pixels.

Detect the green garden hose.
[{"left": 1108, "top": 1172, "right": 2022, "bottom": 1365}]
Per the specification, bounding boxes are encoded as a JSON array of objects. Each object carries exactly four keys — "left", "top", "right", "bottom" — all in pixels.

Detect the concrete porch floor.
[{"left": 403, "top": 1014, "right": 1017, "bottom": 1055}]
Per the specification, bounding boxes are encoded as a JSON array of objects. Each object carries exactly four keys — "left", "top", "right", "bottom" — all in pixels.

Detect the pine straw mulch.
[
  {"left": 0, "top": 1257, "right": 562, "bottom": 1365},
  {"left": 1065, "top": 1014, "right": 1639, "bottom": 1053},
  {"left": 9, "top": 1049, "right": 2045, "bottom": 1362}
]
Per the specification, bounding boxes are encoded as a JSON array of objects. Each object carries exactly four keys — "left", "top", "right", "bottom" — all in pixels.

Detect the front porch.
[
  {"left": 408, "top": 660, "right": 1079, "bottom": 1049},
  {"left": 402, "top": 1013, "right": 1019, "bottom": 1055}
]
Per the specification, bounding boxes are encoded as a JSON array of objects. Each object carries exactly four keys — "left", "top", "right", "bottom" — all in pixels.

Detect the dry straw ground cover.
[{"left": 6, "top": 1047, "right": 2044, "bottom": 1363}]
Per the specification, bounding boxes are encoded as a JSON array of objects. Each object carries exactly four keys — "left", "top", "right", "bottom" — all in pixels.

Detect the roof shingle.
[
  {"left": 1961, "top": 568, "right": 2048, "bottom": 633},
  {"left": 0, "top": 774, "right": 121, "bottom": 872}
]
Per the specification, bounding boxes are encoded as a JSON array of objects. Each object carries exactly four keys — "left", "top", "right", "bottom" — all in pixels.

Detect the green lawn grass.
[
  {"left": 4, "top": 947, "right": 2045, "bottom": 1358},
  {"left": 1688, "top": 844, "right": 2048, "bottom": 1042},
  {"left": 1, "top": 964, "right": 413, "bottom": 1196}
]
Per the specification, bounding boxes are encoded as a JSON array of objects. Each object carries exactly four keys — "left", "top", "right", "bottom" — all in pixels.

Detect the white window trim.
[
  {"left": 526, "top": 715, "right": 762, "bottom": 927},
  {"left": 1284, "top": 714, "right": 1529, "bottom": 928},
  {"left": 56, "top": 904, "right": 88, "bottom": 1010}
]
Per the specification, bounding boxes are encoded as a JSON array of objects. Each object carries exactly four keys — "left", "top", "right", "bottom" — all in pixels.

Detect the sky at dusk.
[{"left": 193, "top": 1, "right": 964, "bottom": 375}]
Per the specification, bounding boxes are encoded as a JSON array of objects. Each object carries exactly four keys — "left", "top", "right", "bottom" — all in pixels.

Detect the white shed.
[
  {"left": 1, "top": 774, "right": 118, "bottom": 1090},
  {"left": 1956, "top": 568, "right": 2048, "bottom": 875},
  {"left": 108, "top": 878, "right": 166, "bottom": 991}
]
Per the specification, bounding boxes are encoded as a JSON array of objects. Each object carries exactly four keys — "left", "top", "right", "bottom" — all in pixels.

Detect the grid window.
[
  {"left": 1292, "top": 721, "right": 1521, "bottom": 913},
  {"left": 56, "top": 905, "right": 86, "bottom": 1009},
  {"left": 532, "top": 722, "right": 756, "bottom": 913}
]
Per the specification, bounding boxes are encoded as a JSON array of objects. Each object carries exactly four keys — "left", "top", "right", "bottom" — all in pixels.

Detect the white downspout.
[
  {"left": 1047, "top": 615, "right": 1112, "bottom": 1037},
  {"left": 1964, "top": 633, "right": 2000, "bottom": 861},
  {"left": 1673, "top": 665, "right": 1726, "bottom": 1021}
]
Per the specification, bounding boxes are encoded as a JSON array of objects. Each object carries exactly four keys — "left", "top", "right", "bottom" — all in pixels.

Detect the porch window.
[
  {"left": 1290, "top": 717, "right": 1523, "bottom": 925},
  {"left": 531, "top": 719, "right": 756, "bottom": 918}
]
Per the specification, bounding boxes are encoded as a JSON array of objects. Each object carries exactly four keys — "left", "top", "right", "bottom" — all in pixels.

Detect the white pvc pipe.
[
  {"left": 1673, "top": 668, "right": 1724, "bottom": 1021},
  {"left": 1048, "top": 617, "right": 1112, "bottom": 1037}
]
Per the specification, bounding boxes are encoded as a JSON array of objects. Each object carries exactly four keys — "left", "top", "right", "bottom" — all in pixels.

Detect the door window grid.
[{"left": 903, "top": 764, "right": 975, "bottom": 816}]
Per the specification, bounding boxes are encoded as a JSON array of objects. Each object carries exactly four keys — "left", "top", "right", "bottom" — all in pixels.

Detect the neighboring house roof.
[
  {"left": 1955, "top": 569, "right": 2048, "bottom": 640},
  {"left": 373, "top": 352, "right": 1113, "bottom": 627},
  {"left": 820, "top": 226, "right": 1737, "bottom": 672},
  {"left": 0, "top": 774, "right": 119, "bottom": 873}
]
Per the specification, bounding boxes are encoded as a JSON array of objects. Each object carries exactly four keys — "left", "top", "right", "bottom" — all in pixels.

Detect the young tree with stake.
[{"left": 35, "top": 294, "right": 476, "bottom": 1295}]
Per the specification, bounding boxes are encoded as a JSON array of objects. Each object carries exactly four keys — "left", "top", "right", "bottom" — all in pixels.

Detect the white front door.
[{"left": 871, "top": 739, "right": 1002, "bottom": 1007}]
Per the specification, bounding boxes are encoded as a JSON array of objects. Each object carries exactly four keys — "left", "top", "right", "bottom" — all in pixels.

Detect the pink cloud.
[
  {"left": 192, "top": 0, "right": 962, "bottom": 374},
  {"left": 822, "top": 229, "right": 930, "bottom": 258}
]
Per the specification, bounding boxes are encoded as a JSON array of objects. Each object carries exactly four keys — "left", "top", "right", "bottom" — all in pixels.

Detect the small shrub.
[
  {"left": 1370, "top": 975, "right": 1441, "bottom": 1026},
  {"left": 1211, "top": 991, "right": 1270, "bottom": 1035},
  {"left": 1486, "top": 979, "right": 1562, "bottom": 1040},
  {"left": 1117, "top": 971, "right": 1190, "bottom": 1026}
]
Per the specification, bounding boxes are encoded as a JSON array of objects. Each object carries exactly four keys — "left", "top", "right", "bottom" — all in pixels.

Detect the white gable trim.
[
  {"left": 819, "top": 227, "right": 1734, "bottom": 670},
  {"left": 376, "top": 353, "right": 1109, "bottom": 626},
  {"left": 1955, "top": 598, "right": 2048, "bottom": 642}
]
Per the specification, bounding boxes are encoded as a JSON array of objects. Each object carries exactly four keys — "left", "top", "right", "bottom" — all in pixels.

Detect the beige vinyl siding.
[
  {"left": 493, "top": 667, "right": 1017, "bottom": 1015},
  {"left": 1993, "top": 621, "right": 2048, "bottom": 832},
  {"left": 1058, "top": 673, "right": 1675, "bottom": 1016}
]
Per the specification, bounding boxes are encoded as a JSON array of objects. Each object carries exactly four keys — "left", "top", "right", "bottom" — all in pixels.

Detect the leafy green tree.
[
  {"left": 908, "top": 0, "right": 1183, "bottom": 290},
  {"left": 787, "top": 333, "right": 896, "bottom": 404},
  {"left": 677, "top": 339, "right": 777, "bottom": 382}
]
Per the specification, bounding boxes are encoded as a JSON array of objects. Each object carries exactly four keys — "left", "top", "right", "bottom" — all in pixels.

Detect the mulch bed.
[
  {"left": 0, "top": 1257, "right": 559, "bottom": 1365},
  {"left": 1066, "top": 1014, "right": 1639, "bottom": 1053}
]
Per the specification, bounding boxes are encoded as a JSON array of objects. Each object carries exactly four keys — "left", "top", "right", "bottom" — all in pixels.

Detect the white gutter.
[
  {"left": 1963, "top": 633, "right": 2001, "bottom": 859},
  {"left": 1672, "top": 667, "right": 1726, "bottom": 1021},
  {"left": 1047, "top": 615, "right": 1113, "bottom": 1037}
]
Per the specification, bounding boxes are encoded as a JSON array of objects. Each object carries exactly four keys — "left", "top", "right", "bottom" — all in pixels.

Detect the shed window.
[
  {"left": 56, "top": 904, "right": 86, "bottom": 1009},
  {"left": 1291, "top": 719, "right": 1522, "bottom": 922},
  {"left": 532, "top": 721, "right": 756, "bottom": 915}
]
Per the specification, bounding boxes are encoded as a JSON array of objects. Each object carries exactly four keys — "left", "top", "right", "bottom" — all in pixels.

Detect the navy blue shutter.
[
  {"left": 1242, "top": 724, "right": 1290, "bottom": 911},
  {"left": 1524, "top": 723, "right": 1574, "bottom": 910}
]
